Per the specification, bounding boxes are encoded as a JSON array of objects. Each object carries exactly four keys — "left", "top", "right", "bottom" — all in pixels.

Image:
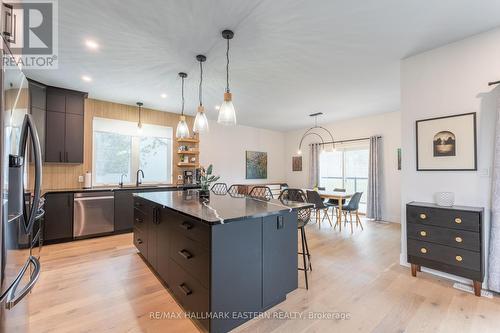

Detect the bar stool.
[
  {"left": 279, "top": 188, "right": 312, "bottom": 289},
  {"left": 248, "top": 186, "right": 273, "bottom": 200}
]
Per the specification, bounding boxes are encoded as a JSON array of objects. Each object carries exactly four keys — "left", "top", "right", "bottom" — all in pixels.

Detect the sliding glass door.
[{"left": 319, "top": 144, "right": 369, "bottom": 212}]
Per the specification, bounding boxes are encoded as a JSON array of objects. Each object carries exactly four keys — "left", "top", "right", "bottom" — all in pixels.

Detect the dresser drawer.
[
  {"left": 167, "top": 258, "right": 209, "bottom": 330},
  {"left": 171, "top": 233, "right": 210, "bottom": 288},
  {"left": 133, "top": 227, "right": 147, "bottom": 257},
  {"left": 407, "top": 205, "right": 480, "bottom": 232},
  {"left": 169, "top": 211, "right": 210, "bottom": 247},
  {"left": 407, "top": 223, "right": 480, "bottom": 252},
  {"left": 408, "top": 239, "right": 480, "bottom": 271}
]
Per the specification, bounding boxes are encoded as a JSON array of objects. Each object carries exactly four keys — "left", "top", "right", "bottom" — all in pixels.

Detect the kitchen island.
[{"left": 133, "top": 190, "right": 312, "bottom": 333}]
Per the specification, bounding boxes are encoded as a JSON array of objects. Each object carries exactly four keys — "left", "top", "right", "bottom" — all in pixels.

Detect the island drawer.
[
  {"left": 133, "top": 208, "right": 146, "bottom": 230},
  {"left": 133, "top": 227, "right": 147, "bottom": 257},
  {"left": 133, "top": 197, "right": 155, "bottom": 216},
  {"left": 171, "top": 233, "right": 210, "bottom": 288},
  {"left": 407, "top": 223, "right": 480, "bottom": 252},
  {"left": 168, "top": 258, "right": 209, "bottom": 330},
  {"left": 407, "top": 205, "right": 480, "bottom": 232},
  {"left": 167, "top": 209, "right": 210, "bottom": 247},
  {"left": 407, "top": 239, "right": 480, "bottom": 271}
]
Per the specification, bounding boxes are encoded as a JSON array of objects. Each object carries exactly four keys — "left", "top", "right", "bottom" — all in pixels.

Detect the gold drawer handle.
[
  {"left": 456, "top": 255, "right": 463, "bottom": 262},
  {"left": 420, "top": 247, "right": 427, "bottom": 254},
  {"left": 420, "top": 231, "right": 427, "bottom": 237},
  {"left": 455, "top": 217, "right": 462, "bottom": 224},
  {"left": 455, "top": 236, "right": 463, "bottom": 243},
  {"left": 419, "top": 213, "right": 427, "bottom": 220}
]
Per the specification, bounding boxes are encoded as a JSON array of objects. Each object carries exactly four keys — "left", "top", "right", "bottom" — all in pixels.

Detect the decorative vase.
[
  {"left": 199, "top": 189, "right": 210, "bottom": 199},
  {"left": 435, "top": 192, "right": 454, "bottom": 207}
]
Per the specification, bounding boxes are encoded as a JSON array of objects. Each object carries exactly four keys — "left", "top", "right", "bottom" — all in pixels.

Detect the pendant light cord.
[
  {"left": 199, "top": 60, "right": 203, "bottom": 106},
  {"left": 226, "top": 38, "right": 230, "bottom": 93},
  {"left": 181, "top": 76, "right": 185, "bottom": 116}
]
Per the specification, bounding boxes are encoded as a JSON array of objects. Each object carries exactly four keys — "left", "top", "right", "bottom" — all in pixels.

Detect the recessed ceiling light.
[
  {"left": 85, "top": 39, "right": 99, "bottom": 50},
  {"left": 161, "top": 93, "right": 167, "bottom": 98},
  {"left": 81, "top": 75, "right": 92, "bottom": 82},
  {"left": 214, "top": 105, "right": 220, "bottom": 110}
]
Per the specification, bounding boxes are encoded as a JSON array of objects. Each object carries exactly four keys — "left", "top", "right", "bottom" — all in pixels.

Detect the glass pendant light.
[
  {"left": 217, "top": 29, "right": 236, "bottom": 125},
  {"left": 136, "top": 102, "right": 143, "bottom": 134},
  {"left": 193, "top": 54, "right": 209, "bottom": 133},
  {"left": 176, "top": 72, "right": 190, "bottom": 139}
]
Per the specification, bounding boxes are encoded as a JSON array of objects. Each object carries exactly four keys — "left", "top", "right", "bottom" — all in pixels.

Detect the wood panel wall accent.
[{"left": 30, "top": 98, "right": 197, "bottom": 190}]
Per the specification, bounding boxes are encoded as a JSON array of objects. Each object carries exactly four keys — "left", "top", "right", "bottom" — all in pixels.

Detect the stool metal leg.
[
  {"left": 303, "top": 227, "right": 312, "bottom": 271},
  {"left": 298, "top": 226, "right": 309, "bottom": 290}
]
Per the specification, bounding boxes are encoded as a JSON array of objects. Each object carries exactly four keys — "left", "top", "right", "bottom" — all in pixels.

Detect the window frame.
[{"left": 91, "top": 117, "right": 173, "bottom": 187}]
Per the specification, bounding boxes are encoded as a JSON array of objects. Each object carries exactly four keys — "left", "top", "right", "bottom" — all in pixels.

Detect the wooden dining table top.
[{"left": 303, "top": 189, "right": 353, "bottom": 199}]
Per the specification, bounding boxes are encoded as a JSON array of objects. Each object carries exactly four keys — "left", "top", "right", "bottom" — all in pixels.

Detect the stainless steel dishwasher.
[{"left": 73, "top": 191, "right": 114, "bottom": 238}]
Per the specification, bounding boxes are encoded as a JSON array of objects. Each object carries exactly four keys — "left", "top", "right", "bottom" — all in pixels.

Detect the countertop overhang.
[{"left": 135, "top": 190, "right": 313, "bottom": 225}]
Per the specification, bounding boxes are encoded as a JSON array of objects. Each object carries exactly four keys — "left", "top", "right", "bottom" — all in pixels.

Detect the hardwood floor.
[{"left": 12, "top": 219, "right": 500, "bottom": 333}]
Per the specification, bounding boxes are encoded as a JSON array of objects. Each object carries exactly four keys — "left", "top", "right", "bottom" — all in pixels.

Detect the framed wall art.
[
  {"left": 416, "top": 112, "right": 477, "bottom": 171},
  {"left": 292, "top": 156, "right": 302, "bottom": 171},
  {"left": 246, "top": 151, "right": 267, "bottom": 179}
]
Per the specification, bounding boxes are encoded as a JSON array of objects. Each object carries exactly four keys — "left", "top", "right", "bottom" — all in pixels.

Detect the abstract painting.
[
  {"left": 292, "top": 156, "right": 302, "bottom": 172},
  {"left": 246, "top": 151, "right": 267, "bottom": 179}
]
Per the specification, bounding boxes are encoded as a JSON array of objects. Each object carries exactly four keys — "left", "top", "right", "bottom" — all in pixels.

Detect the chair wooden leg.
[
  {"left": 356, "top": 211, "right": 364, "bottom": 230},
  {"left": 343, "top": 212, "right": 348, "bottom": 227},
  {"left": 325, "top": 209, "right": 333, "bottom": 227}
]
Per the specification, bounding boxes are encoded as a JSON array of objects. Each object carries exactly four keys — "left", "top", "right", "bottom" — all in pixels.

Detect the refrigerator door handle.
[
  {"left": 4, "top": 256, "right": 41, "bottom": 310},
  {"left": 18, "top": 114, "right": 42, "bottom": 234}
]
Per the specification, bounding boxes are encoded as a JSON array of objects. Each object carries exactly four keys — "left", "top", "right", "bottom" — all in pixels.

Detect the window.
[
  {"left": 319, "top": 143, "right": 369, "bottom": 212},
  {"left": 93, "top": 117, "right": 172, "bottom": 186}
]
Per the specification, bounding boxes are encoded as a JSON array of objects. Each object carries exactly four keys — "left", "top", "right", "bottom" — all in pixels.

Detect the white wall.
[
  {"left": 401, "top": 27, "right": 500, "bottom": 285},
  {"left": 200, "top": 120, "right": 287, "bottom": 185},
  {"left": 284, "top": 111, "right": 402, "bottom": 223}
]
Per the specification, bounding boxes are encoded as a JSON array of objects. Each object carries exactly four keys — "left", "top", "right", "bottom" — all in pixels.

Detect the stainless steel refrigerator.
[{"left": 0, "top": 45, "right": 44, "bottom": 330}]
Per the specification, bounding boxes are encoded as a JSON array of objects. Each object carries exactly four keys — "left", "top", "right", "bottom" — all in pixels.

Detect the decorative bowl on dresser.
[{"left": 406, "top": 202, "right": 484, "bottom": 296}]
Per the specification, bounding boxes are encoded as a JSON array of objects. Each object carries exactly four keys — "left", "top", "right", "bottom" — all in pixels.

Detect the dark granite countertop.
[
  {"left": 42, "top": 184, "right": 198, "bottom": 196},
  {"left": 135, "top": 190, "right": 313, "bottom": 225}
]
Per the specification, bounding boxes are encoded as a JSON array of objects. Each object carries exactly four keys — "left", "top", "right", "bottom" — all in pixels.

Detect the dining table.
[{"left": 314, "top": 190, "right": 353, "bottom": 231}]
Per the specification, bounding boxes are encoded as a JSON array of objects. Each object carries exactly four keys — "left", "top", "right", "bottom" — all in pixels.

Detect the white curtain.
[
  {"left": 488, "top": 101, "right": 500, "bottom": 292},
  {"left": 308, "top": 143, "right": 321, "bottom": 188},
  {"left": 367, "top": 136, "right": 382, "bottom": 220}
]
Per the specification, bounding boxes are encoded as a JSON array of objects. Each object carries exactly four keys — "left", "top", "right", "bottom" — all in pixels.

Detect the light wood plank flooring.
[{"left": 11, "top": 220, "right": 500, "bottom": 333}]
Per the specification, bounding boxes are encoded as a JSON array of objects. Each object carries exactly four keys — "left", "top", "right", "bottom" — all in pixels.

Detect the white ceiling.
[{"left": 25, "top": 0, "right": 500, "bottom": 131}]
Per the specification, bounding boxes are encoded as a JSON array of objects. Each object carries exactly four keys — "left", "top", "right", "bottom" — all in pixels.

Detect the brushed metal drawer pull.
[
  {"left": 180, "top": 221, "right": 193, "bottom": 230},
  {"left": 178, "top": 249, "right": 193, "bottom": 260},
  {"left": 178, "top": 283, "right": 192, "bottom": 296},
  {"left": 455, "top": 236, "right": 463, "bottom": 243},
  {"left": 455, "top": 217, "right": 462, "bottom": 224},
  {"left": 456, "top": 255, "right": 463, "bottom": 262},
  {"left": 420, "top": 247, "right": 427, "bottom": 254},
  {"left": 420, "top": 231, "right": 427, "bottom": 237},
  {"left": 419, "top": 213, "right": 427, "bottom": 220},
  {"left": 135, "top": 218, "right": 143, "bottom": 223}
]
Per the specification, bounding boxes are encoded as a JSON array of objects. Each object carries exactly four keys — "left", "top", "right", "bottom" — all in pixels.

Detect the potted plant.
[{"left": 199, "top": 164, "right": 220, "bottom": 198}]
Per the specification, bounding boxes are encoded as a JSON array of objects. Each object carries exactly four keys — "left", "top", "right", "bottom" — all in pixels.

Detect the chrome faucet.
[
  {"left": 119, "top": 173, "right": 127, "bottom": 188},
  {"left": 136, "top": 169, "right": 144, "bottom": 187}
]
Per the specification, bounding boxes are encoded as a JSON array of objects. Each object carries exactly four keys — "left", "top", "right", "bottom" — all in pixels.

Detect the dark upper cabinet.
[
  {"left": 46, "top": 88, "right": 66, "bottom": 113},
  {"left": 43, "top": 192, "right": 74, "bottom": 242},
  {"left": 44, "top": 86, "right": 87, "bottom": 163},
  {"left": 65, "top": 113, "right": 84, "bottom": 163},
  {"left": 45, "top": 111, "right": 65, "bottom": 163},
  {"left": 66, "top": 92, "right": 85, "bottom": 115}
]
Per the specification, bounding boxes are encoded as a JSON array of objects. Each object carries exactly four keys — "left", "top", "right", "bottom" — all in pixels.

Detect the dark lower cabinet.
[
  {"left": 133, "top": 197, "right": 298, "bottom": 333},
  {"left": 43, "top": 192, "right": 73, "bottom": 242},
  {"left": 114, "top": 190, "right": 135, "bottom": 232}
]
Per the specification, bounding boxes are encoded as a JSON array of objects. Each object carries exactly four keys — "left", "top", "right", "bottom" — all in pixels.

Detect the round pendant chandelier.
[{"left": 297, "top": 112, "right": 335, "bottom": 155}]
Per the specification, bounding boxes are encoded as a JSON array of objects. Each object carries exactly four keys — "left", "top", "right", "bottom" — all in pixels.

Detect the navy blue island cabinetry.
[{"left": 133, "top": 190, "right": 312, "bottom": 332}]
